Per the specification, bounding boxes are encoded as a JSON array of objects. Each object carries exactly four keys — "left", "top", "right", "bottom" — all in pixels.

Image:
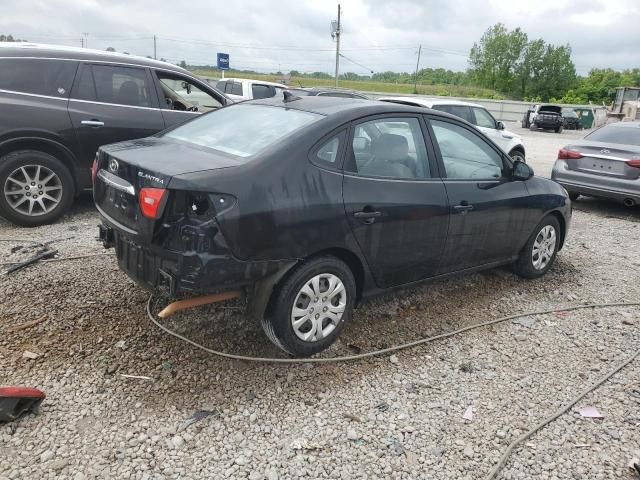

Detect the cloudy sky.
[{"left": 1, "top": 0, "right": 638, "bottom": 75}]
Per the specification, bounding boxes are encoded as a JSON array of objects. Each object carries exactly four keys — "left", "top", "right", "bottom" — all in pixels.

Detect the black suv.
[{"left": 0, "top": 43, "right": 229, "bottom": 226}]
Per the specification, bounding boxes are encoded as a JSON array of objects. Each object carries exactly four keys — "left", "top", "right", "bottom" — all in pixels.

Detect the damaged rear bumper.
[{"left": 99, "top": 222, "right": 291, "bottom": 298}]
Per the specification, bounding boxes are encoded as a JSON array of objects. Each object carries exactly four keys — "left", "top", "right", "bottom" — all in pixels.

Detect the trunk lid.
[
  {"left": 94, "top": 137, "right": 242, "bottom": 236},
  {"left": 562, "top": 141, "right": 640, "bottom": 180}
]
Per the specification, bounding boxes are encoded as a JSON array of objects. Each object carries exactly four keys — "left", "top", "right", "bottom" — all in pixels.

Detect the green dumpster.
[{"left": 574, "top": 108, "right": 594, "bottom": 129}]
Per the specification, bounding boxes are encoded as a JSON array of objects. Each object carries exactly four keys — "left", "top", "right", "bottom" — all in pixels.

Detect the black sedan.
[{"left": 94, "top": 96, "right": 571, "bottom": 357}]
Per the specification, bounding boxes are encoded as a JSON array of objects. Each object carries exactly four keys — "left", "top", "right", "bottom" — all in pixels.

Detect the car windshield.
[
  {"left": 164, "top": 104, "right": 322, "bottom": 157},
  {"left": 585, "top": 124, "right": 640, "bottom": 146},
  {"left": 562, "top": 109, "right": 578, "bottom": 118}
]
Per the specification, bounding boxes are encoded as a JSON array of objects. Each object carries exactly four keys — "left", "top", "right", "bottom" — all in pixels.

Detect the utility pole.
[
  {"left": 82, "top": 33, "right": 89, "bottom": 49},
  {"left": 413, "top": 44, "right": 422, "bottom": 94},
  {"left": 153, "top": 35, "right": 157, "bottom": 60},
  {"left": 333, "top": 4, "right": 341, "bottom": 87}
]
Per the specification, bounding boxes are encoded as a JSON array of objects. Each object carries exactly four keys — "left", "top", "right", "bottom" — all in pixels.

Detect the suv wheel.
[
  {"left": 555, "top": 125, "right": 564, "bottom": 134},
  {"left": 509, "top": 150, "right": 526, "bottom": 163},
  {"left": 514, "top": 215, "right": 561, "bottom": 279},
  {"left": 0, "top": 150, "right": 74, "bottom": 227},
  {"left": 262, "top": 256, "right": 356, "bottom": 357}
]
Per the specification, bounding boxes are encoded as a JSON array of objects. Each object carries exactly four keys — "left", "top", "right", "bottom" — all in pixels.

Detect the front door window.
[{"left": 157, "top": 72, "right": 223, "bottom": 112}]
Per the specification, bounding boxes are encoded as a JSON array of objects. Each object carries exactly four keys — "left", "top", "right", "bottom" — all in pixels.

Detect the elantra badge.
[
  {"left": 600, "top": 149, "right": 610, "bottom": 154},
  {"left": 108, "top": 159, "right": 119, "bottom": 173}
]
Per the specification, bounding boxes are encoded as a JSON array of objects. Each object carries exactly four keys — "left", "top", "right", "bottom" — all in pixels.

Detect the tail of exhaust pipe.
[{"left": 623, "top": 198, "right": 636, "bottom": 207}]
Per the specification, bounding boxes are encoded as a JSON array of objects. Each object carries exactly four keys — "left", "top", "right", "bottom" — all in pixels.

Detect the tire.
[
  {"left": 0, "top": 150, "right": 75, "bottom": 227},
  {"left": 262, "top": 256, "right": 356, "bottom": 357},
  {"left": 509, "top": 150, "right": 526, "bottom": 163},
  {"left": 529, "top": 123, "right": 537, "bottom": 131},
  {"left": 514, "top": 215, "right": 561, "bottom": 279},
  {"left": 555, "top": 125, "right": 563, "bottom": 133},
  {"left": 569, "top": 192, "right": 580, "bottom": 201}
]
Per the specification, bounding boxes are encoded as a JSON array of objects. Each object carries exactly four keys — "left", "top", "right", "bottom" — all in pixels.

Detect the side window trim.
[
  {"left": 344, "top": 113, "right": 434, "bottom": 181},
  {"left": 423, "top": 114, "right": 510, "bottom": 181}
]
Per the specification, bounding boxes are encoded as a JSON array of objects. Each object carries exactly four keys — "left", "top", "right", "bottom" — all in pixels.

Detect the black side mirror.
[
  {"left": 496, "top": 121, "right": 505, "bottom": 130},
  {"left": 512, "top": 159, "right": 533, "bottom": 180}
]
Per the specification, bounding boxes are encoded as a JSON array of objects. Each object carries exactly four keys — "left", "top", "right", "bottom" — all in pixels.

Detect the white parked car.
[
  {"left": 215, "top": 78, "right": 288, "bottom": 102},
  {"left": 379, "top": 97, "right": 526, "bottom": 162}
]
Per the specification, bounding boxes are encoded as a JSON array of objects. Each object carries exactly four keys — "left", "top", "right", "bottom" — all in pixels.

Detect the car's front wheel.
[
  {"left": 262, "top": 256, "right": 356, "bottom": 357},
  {"left": 0, "top": 150, "right": 74, "bottom": 227},
  {"left": 514, "top": 216, "right": 561, "bottom": 279}
]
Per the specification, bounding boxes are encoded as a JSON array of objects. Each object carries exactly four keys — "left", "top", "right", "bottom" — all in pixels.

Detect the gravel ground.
[{"left": 1, "top": 127, "right": 639, "bottom": 480}]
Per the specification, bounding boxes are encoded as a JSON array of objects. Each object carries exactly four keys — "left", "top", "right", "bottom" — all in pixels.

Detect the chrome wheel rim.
[
  {"left": 291, "top": 273, "right": 347, "bottom": 342},
  {"left": 532, "top": 225, "right": 556, "bottom": 270},
  {"left": 3, "top": 164, "right": 63, "bottom": 216}
]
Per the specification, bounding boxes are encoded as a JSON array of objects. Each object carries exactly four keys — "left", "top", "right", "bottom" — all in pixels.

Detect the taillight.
[
  {"left": 558, "top": 148, "right": 583, "bottom": 160},
  {"left": 626, "top": 159, "right": 640, "bottom": 168},
  {"left": 91, "top": 154, "right": 99, "bottom": 184},
  {"left": 139, "top": 188, "right": 167, "bottom": 219}
]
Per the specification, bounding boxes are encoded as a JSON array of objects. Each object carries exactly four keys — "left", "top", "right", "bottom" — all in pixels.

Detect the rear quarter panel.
[{"left": 169, "top": 138, "right": 361, "bottom": 263}]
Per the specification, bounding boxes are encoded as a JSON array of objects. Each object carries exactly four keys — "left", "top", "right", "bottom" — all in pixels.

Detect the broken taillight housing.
[
  {"left": 139, "top": 187, "right": 167, "bottom": 219},
  {"left": 558, "top": 148, "right": 583, "bottom": 160},
  {"left": 626, "top": 159, "right": 640, "bottom": 168}
]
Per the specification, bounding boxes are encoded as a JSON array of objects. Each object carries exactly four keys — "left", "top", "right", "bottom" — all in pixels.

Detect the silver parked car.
[{"left": 551, "top": 122, "right": 640, "bottom": 206}]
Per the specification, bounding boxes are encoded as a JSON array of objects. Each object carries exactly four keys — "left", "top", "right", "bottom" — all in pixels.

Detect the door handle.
[
  {"left": 81, "top": 120, "right": 104, "bottom": 127},
  {"left": 353, "top": 209, "right": 382, "bottom": 224},
  {"left": 453, "top": 203, "right": 474, "bottom": 215}
]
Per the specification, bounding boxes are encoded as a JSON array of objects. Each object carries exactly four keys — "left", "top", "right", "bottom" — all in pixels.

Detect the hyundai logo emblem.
[
  {"left": 108, "top": 159, "right": 119, "bottom": 173},
  {"left": 600, "top": 149, "right": 610, "bottom": 154}
]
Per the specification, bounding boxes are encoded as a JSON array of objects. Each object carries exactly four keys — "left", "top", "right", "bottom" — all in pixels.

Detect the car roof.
[
  {"left": 219, "top": 78, "right": 287, "bottom": 88},
  {"left": 0, "top": 42, "right": 191, "bottom": 74},
  {"left": 379, "top": 96, "right": 483, "bottom": 109},
  {"left": 249, "top": 95, "right": 458, "bottom": 121}
]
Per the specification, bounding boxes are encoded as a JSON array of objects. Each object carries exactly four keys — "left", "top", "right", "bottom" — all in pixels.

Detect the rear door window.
[
  {"left": 0, "top": 58, "right": 77, "bottom": 98},
  {"left": 91, "top": 65, "right": 152, "bottom": 107}
]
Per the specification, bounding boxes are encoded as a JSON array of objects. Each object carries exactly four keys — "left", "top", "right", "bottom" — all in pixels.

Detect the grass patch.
[{"left": 190, "top": 70, "right": 504, "bottom": 100}]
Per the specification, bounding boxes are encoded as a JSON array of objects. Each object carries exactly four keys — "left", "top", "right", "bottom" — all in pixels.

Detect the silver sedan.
[{"left": 551, "top": 122, "right": 640, "bottom": 207}]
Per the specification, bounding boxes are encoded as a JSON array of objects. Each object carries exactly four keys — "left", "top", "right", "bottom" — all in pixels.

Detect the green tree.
[
  {"left": 469, "top": 23, "right": 528, "bottom": 95},
  {"left": 106, "top": 46, "right": 116, "bottom": 52},
  {"left": 179, "top": 60, "right": 187, "bottom": 68}
]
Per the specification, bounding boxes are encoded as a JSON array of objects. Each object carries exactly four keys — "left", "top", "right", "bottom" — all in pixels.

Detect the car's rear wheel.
[
  {"left": 0, "top": 150, "right": 75, "bottom": 227},
  {"left": 262, "top": 256, "right": 356, "bottom": 357},
  {"left": 555, "top": 125, "right": 564, "bottom": 133},
  {"left": 529, "top": 123, "right": 537, "bottom": 131},
  {"left": 514, "top": 216, "right": 561, "bottom": 279}
]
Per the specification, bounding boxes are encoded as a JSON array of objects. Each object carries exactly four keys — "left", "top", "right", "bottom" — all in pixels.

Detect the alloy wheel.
[
  {"left": 532, "top": 225, "right": 556, "bottom": 270},
  {"left": 3, "top": 164, "right": 63, "bottom": 216},
  {"left": 291, "top": 273, "right": 347, "bottom": 342}
]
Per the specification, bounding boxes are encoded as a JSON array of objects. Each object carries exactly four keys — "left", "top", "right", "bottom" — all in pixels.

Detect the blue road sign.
[{"left": 217, "top": 53, "right": 230, "bottom": 70}]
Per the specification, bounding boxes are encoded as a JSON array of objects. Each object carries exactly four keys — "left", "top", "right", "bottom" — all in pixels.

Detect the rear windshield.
[
  {"left": 585, "top": 124, "right": 640, "bottom": 147},
  {"left": 164, "top": 104, "right": 322, "bottom": 157}
]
